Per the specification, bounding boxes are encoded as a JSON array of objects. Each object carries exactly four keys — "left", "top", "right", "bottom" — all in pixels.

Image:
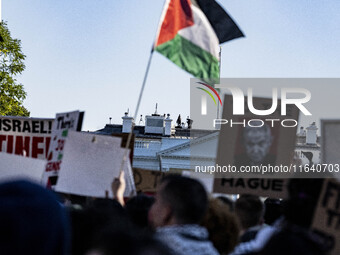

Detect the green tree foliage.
[{"left": 0, "top": 21, "right": 29, "bottom": 116}]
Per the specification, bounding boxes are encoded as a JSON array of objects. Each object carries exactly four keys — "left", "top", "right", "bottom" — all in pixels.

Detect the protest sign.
[
  {"left": 0, "top": 153, "right": 45, "bottom": 183},
  {"left": 133, "top": 168, "right": 182, "bottom": 193},
  {"left": 133, "top": 168, "right": 166, "bottom": 193},
  {"left": 55, "top": 131, "right": 136, "bottom": 198},
  {"left": 42, "top": 110, "right": 84, "bottom": 187},
  {"left": 213, "top": 95, "right": 298, "bottom": 196},
  {"left": 112, "top": 133, "right": 135, "bottom": 164},
  {"left": 0, "top": 116, "right": 53, "bottom": 159},
  {"left": 215, "top": 95, "right": 299, "bottom": 180},
  {"left": 321, "top": 120, "right": 340, "bottom": 180},
  {"left": 213, "top": 177, "right": 288, "bottom": 199},
  {"left": 311, "top": 179, "right": 340, "bottom": 255}
]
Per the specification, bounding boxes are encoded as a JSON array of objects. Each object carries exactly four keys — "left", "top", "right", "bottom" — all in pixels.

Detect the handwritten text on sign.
[
  {"left": 0, "top": 117, "right": 53, "bottom": 159},
  {"left": 312, "top": 179, "right": 340, "bottom": 255}
]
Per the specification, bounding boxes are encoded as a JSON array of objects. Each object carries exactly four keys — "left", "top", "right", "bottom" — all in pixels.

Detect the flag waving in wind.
[{"left": 154, "top": 0, "right": 244, "bottom": 83}]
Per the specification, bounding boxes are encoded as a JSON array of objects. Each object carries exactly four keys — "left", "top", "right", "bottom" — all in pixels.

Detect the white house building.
[{"left": 95, "top": 112, "right": 320, "bottom": 171}]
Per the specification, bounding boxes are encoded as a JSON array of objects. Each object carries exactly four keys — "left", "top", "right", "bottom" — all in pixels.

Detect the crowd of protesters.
[{"left": 0, "top": 175, "right": 330, "bottom": 255}]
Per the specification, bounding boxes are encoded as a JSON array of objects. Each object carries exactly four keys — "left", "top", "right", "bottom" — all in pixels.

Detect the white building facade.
[{"left": 96, "top": 113, "right": 320, "bottom": 172}]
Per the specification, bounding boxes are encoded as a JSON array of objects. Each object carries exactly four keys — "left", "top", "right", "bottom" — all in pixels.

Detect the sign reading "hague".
[{"left": 213, "top": 177, "right": 288, "bottom": 199}]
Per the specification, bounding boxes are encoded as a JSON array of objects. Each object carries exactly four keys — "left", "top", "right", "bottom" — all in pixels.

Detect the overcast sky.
[{"left": 3, "top": 1, "right": 340, "bottom": 131}]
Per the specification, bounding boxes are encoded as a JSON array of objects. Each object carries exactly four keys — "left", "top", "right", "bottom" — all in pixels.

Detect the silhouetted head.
[
  {"left": 235, "top": 194, "right": 264, "bottom": 231},
  {"left": 0, "top": 180, "right": 70, "bottom": 255},
  {"left": 70, "top": 198, "right": 129, "bottom": 255},
  {"left": 148, "top": 175, "right": 208, "bottom": 228},
  {"left": 86, "top": 228, "right": 172, "bottom": 255},
  {"left": 125, "top": 194, "right": 154, "bottom": 229},
  {"left": 264, "top": 198, "right": 283, "bottom": 225},
  {"left": 284, "top": 178, "right": 323, "bottom": 228},
  {"left": 201, "top": 198, "right": 239, "bottom": 254}
]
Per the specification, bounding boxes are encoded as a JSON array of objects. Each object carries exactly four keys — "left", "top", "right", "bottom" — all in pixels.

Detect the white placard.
[
  {"left": 0, "top": 153, "right": 45, "bottom": 182},
  {"left": 55, "top": 131, "right": 136, "bottom": 198}
]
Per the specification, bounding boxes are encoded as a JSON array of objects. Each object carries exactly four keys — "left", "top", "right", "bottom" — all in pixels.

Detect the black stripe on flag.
[{"left": 196, "top": 0, "right": 245, "bottom": 43}]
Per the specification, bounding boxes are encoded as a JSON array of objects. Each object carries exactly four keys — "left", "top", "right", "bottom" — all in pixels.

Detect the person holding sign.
[
  {"left": 260, "top": 178, "right": 328, "bottom": 255},
  {"left": 148, "top": 175, "right": 219, "bottom": 255}
]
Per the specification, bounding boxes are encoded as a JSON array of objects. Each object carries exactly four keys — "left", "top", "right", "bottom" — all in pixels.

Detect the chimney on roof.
[
  {"left": 164, "top": 114, "right": 172, "bottom": 136},
  {"left": 122, "top": 112, "right": 133, "bottom": 133},
  {"left": 145, "top": 114, "right": 163, "bottom": 134},
  {"left": 306, "top": 122, "right": 318, "bottom": 145},
  {"left": 138, "top": 115, "right": 144, "bottom": 125}
]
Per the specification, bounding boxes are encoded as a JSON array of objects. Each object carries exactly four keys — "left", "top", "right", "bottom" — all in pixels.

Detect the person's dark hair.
[
  {"left": 264, "top": 198, "right": 283, "bottom": 225},
  {"left": 0, "top": 180, "right": 70, "bottom": 255},
  {"left": 125, "top": 194, "right": 154, "bottom": 229},
  {"left": 159, "top": 175, "right": 208, "bottom": 224},
  {"left": 70, "top": 198, "right": 130, "bottom": 255},
  {"left": 235, "top": 194, "right": 264, "bottom": 229},
  {"left": 260, "top": 228, "right": 327, "bottom": 255},
  {"left": 260, "top": 178, "right": 328, "bottom": 255},
  {"left": 90, "top": 227, "right": 172, "bottom": 255},
  {"left": 284, "top": 178, "right": 323, "bottom": 228},
  {"left": 217, "top": 195, "right": 234, "bottom": 212},
  {"left": 201, "top": 198, "right": 239, "bottom": 254}
]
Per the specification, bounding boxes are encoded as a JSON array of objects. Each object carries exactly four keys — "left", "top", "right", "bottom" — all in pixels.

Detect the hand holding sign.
[{"left": 112, "top": 171, "right": 126, "bottom": 206}]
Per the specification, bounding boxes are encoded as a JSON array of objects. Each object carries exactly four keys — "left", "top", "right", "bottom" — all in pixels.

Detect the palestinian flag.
[{"left": 154, "top": 0, "right": 244, "bottom": 83}]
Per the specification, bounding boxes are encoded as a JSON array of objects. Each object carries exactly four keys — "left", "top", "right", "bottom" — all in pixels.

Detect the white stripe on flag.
[{"left": 178, "top": 4, "right": 220, "bottom": 59}]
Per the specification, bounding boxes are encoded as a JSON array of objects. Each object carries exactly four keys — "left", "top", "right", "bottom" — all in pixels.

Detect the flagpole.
[
  {"left": 116, "top": 0, "right": 167, "bottom": 184},
  {"left": 119, "top": 48, "right": 154, "bottom": 173},
  {"left": 133, "top": 48, "right": 154, "bottom": 123}
]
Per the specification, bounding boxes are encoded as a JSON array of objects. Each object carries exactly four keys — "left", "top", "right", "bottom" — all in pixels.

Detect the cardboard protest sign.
[
  {"left": 55, "top": 131, "right": 136, "bottom": 198},
  {"left": 0, "top": 153, "right": 46, "bottom": 183},
  {"left": 133, "top": 168, "right": 182, "bottom": 194},
  {"left": 42, "top": 110, "right": 84, "bottom": 187},
  {"left": 321, "top": 120, "right": 340, "bottom": 180},
  {"left": 213, "top": 94, "right": 298, "bottom": 197},
  {"left": 133, "top": 168, "right": 166, "bottom": 193},
  {"left": 213, "top": 178, "right": 288, "bottom": 199},
  {"left": 112, "top": 133, "right": 135, "bottom": 164},
  {"left": 311, "top": 179, "right": 340, "bottom": 255},
  {"left": 0, "top": 116, "right": 53, "bottom": 159},
  {"left": 215, "top": 95, "right": 299, "bottom": 180}
]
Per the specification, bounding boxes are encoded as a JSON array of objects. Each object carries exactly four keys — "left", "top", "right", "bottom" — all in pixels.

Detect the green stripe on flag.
[{"left": 155, "top": 34, "right": 219, "bottom": 83}]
